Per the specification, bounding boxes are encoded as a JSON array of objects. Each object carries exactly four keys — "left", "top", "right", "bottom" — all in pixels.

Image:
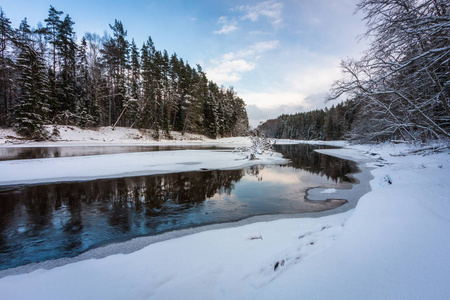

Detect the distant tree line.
[
  {"left": 261, "top": 0, "right": 449, "bottom": 143},
  {"left": 258, "top": 101, "right": 358, "bottom": 141},
  {"left": 0, "top": 6, "right": 249, "bottom": 140}
]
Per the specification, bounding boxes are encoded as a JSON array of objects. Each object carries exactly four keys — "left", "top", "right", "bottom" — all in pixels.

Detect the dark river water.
[
  {"left": 0, "top": 144, "right": 358, "bottom": 270},
  {"left": 0, "top": 145, "right": 223, "bottom": 161}
]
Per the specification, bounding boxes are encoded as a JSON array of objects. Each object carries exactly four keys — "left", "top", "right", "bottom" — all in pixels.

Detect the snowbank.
[
  {"left": 260, "top": 145, "right": 450, "bottom": 299},
  {"left": 0, "top": 150, "right": 285, "bottom": 186},
  {"left": 0, "top": 125, "right": 249, "bottom": 147},
  {"left": 0, "top": 138, "right": 449, "bottom": 299}
]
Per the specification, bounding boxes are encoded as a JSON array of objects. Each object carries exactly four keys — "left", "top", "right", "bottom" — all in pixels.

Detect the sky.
[{"left": 0, "top": 0, "right": 368, "bottom": 127}]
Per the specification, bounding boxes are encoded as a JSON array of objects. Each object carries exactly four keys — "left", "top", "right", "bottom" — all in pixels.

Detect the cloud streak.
[
  {"left": 237, "top": 1, "right": 284, "bottom": 25},
  {"left": 213, "top": 16, "right": 238, "bottom": 34}
]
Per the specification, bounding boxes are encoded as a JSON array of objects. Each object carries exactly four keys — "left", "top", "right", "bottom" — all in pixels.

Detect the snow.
[
  {"left": 320, "top": 188, "right": 337, "bottom": 194},
  {"left": 0, "top": 127, "right": 449, "bottom": 299},
  {"left": 0, "top": 125, "right": 248, "bottom": 147},
  {"left": 0, "top": 150, "right": 285, "bottom": 186}
]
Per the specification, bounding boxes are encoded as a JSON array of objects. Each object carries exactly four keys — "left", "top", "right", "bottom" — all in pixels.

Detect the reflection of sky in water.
[
  {"left": 205, "top": 165, "right": 342, "bottom": 218},
  {"left": 0, "top": 144, "right": 357, "bottom": 270}
]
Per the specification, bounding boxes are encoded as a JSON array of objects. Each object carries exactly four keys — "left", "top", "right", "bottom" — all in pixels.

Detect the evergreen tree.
[
  {"left": 14, "top": 45, "right": 51, "bottom": 139},
  {"left": 16, "top": 18, "right": 32, "bottom": 48},
  {"left": 102, "top": 20, "right": 129, "bottom": 126},
  {"left": 44, "top": 6, "right": 63, "bottom": 92},
  {"left": 0, "top": 6, "right": 249, "bottom": 138},
  {"left": 76, "top": 36, "right": 99, "bottom": 127},
  {"left": 140, "top": 37, "right": 156, "bottom": 129},
  {"left": 84, "top": 32, "right": 104, "bottom": 125},
  {"left": 56, "top": 13, "right": 77, "bottom": 121},
  {"left": 0, "top": 8, "right": 14, "bottom": 125}
]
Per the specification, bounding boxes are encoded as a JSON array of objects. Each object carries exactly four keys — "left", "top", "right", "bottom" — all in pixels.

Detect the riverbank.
[
  {"left": 0, "top": 127, "right": 449, "bottom": 299},
  {"left": 0, "top": 125, "right": 246, "bottom": 147}
]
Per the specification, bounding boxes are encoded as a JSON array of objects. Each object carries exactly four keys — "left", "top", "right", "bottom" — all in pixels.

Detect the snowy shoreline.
[
  {"left": 0, "top": 127, "right": 449, "bottom": 299},
  {"left": 0, "top": 150, "right": 287, "bottom": 186},
  {"left": 0, "top": 147, "right": 374, "bottom": 280}
]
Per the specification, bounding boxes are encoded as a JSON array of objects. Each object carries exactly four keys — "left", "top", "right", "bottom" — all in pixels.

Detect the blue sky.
[{"left": 1, "top": 0, "right": 367, "bottom": 127}]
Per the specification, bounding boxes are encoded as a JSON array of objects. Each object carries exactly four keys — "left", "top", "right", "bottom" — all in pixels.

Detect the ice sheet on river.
[{"left": 0, "top": 150, "right": 286, "bottom": 186}]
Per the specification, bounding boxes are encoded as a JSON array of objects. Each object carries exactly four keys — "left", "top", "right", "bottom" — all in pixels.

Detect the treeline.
[
  {"left": 258, "top": 101, "right": 358, "bottom": 141},
  {"left": 0, "top": 7, "right": 249, "bottom": 139}
]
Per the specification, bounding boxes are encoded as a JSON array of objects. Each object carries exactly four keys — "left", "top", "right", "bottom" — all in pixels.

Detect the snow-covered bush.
[{"left": 233, "top": 130, "right": 275, "bottom": 160}]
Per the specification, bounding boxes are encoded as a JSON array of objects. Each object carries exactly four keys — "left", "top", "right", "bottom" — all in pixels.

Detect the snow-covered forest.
[
  {"left": 0, "top": 6, "right": 249, "bottom": 140},
  {"left": 258, "top": 101, "right": 358, "bottom": 141},
  {"left": 260, "top": 0, "right": 450, "bottom": 143}
]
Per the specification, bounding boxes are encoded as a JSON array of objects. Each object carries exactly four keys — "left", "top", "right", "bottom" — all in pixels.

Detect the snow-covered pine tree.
[
  {"left": 44, "top": 6, "right": 62, "bottom": 95},
  {"left": 0, "top": 8, "right": 14, "bottom": 126},
  {"left": 14, "top": 44, "right": 51, "bottom": 139},
  {"left": 56, "top": 13, "right": 77, "bottom": 121},
  {"left": 84, "top": 32, "right": 103, "bottom": 125},
  {"left": 76, "top": 36, "right": 97, "bottom": 127}
]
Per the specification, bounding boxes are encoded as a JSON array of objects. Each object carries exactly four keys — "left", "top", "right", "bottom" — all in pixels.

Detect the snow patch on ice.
[{"left": 320, "top": 188, "right": 337, "bottom": 194}]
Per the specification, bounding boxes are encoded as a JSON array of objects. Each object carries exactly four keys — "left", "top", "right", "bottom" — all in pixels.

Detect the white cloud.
[
  {"left": 237, "top": 1, "right": 283, "bottom": 25},
  {"left": 240, "top": 58, "right": 342, "bottom": 127},
  {"left": 236, "top": 40, "right": 280, "bottom": 57},
  {"left": 206, "top": 59, "right": 255, "bottom": 83},
  {"left": 206, "top": 41, "right": 280, "bottom": 84},
  {"left": 213, "top": 16, "right": 238, "bottom": 34}
]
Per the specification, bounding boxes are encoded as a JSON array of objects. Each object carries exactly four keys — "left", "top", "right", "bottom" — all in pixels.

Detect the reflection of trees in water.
[
  {"left": 0, "top": 169, "right": 246, "bottom": 247},
  {"left": 273, "top": 144, "right": 358, "bottom": 183},
  {"left": 0, "top": 147, "right": 62, "bottom": 161}
]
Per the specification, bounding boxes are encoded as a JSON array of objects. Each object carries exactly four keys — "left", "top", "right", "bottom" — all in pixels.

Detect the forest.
[
  {"left": 260, "top": 0, "right": 449, "bottom": 143},
  {"left": 0, "top": 6, "right": 249, "bottom": 140},
  {"left": 258, "top": 101, "right": 358, "bottom": 141}
]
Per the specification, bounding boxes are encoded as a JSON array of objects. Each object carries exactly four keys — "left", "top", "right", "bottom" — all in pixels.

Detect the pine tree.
[
  {"left": 140, "top": 37, "right": 156, "bottom": 129},
  {"left": 76, "top": 36, "right": 98, "bottom": 127},
  {"left": 126, "top": 38, "right": 140, "bottom": 127},
  {"left": 84, "top": 32, "right": 104, "bottom": 125},
  {"left": 0, "top": 6, "right": 250, "bottom": 138},
  {"left": 0, "top": 8, "right": 14, "bottom": 126},
  {"left": 56, "top": 13, "right": 77, "bottom": 121},
  {"left": 44, "top": 6, "right": 63, "bottom": 92},
  {"left": 14, "top": 45, "right": 51, "bottom": 139},
  {"left": 102, "top": 20, "right": 129, "bottom": 126},
  {"left": 16, "top": 18, "right": 32, "bottom": 47}
]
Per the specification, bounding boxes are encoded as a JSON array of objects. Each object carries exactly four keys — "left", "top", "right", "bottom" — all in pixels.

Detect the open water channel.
[{"left": 0, "top": 144, "right": 358, "bottom": 270}]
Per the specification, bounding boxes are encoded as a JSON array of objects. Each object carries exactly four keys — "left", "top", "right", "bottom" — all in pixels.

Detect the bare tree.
[{"left": 328, "top": 0, "right": 450, "bottom": 142}]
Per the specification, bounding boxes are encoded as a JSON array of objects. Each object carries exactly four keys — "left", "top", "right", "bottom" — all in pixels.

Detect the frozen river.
[{"left": 0, "top": 144, "right": 358, "bottom": 270}]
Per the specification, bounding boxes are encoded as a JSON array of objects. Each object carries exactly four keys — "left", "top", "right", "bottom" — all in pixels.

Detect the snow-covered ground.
[
  {"left": 0, "top": 150, "right": 286, "bottom": 186},
  {"left": 0, "top": 125, "right": 249, "bottom": 147},
  {"left": 0, "top": 126, "right": 449, "bottom": 299}
]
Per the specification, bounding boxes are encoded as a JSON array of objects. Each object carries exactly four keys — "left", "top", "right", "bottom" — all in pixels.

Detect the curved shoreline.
[{"left": 0, "top": 147, "right": 374, "bottom": 279}]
